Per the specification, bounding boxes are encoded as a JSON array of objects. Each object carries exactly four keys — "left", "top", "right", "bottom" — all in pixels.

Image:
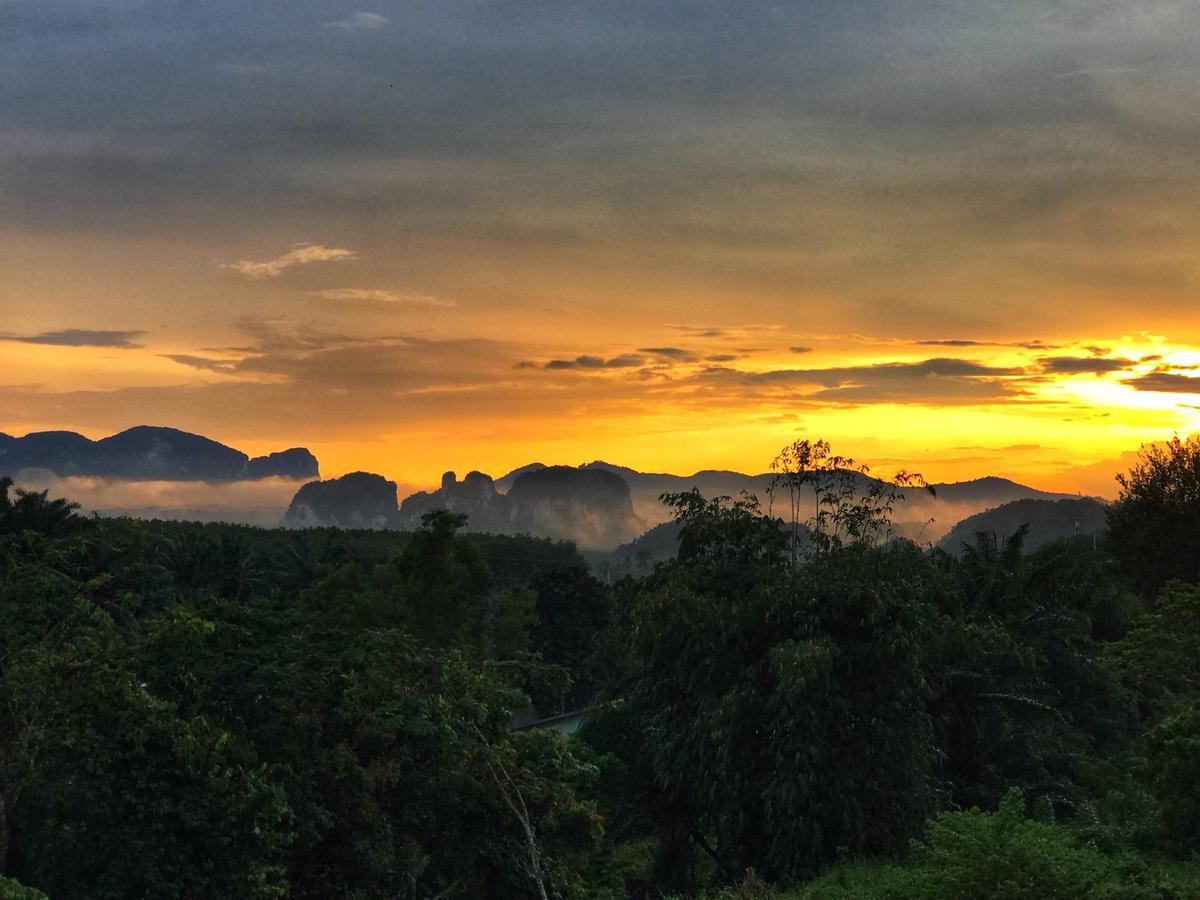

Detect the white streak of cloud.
[
  {"left": 315, "top": 288, "right": 455, "bottom": 307},
  {"left": 223, "top": 243, "right": 356, "bottom": 279},
  {"left": 1054, "top": 65, "right": 1145, "bottom": 78},
  {"left": 322, "top": 12, "right": 390, "bottom": 32},
  {"left": 216, "top": 62, "right": 273, "bottom": 76}
]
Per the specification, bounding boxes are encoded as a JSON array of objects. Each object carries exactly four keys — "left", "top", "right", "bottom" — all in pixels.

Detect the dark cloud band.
[{"left": 3, "top": 329, "right": 146, "bottom": 348}]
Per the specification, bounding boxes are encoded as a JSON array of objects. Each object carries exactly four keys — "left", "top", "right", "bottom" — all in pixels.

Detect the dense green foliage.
[
  {"left": 0, "top": 478, "right": 611, "bottom": 899},
  {"left": 582, "top": 438, "right": 1200, "bottom": 896},
  {"left": 595, "top": 492, "right": 937, "bottom": 888},
  {"left": 0, "top": 876, "right": 47, "bottom": 900},
  {"left": 3, "top": 433, "right": 1200, "bottom": 898},
  {"left": 770, "top": 790, "right": 1200, "bottom": 900}
]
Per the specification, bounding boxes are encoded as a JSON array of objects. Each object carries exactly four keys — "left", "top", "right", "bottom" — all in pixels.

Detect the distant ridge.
[
  {"left": 2, "top": 430, "right": 1090, "bottom": 547},
  {"left": 495, "top": 458, "right": 1072, "bottom": 530},
  {"left": 587, "top": 483, "right": 1101, "bottom": 575},
  {"left": 285, "top": 472, "right": 399, "bottom": 529},
  {"left": 288, "top": 465, "right": 643, "bottom": 549},
  {"left": 0, "top": 426, "right": 319, "bottom": 482},
  {"left": 937, "top": 497, "right": 1108, "bottom": 555},
  {"left": 495, "top": 462, "right": 548, "bottom": 486}
]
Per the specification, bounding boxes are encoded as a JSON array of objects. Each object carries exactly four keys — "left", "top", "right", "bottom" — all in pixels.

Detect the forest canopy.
[{"left": 2, "top": 436, "right": 1200, "bottom": 899}]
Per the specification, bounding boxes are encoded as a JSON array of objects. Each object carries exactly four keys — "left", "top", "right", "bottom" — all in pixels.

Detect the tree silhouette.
[
  {"left": 0, "top": 478, "right": 80, "bottom": 538},
  {"left": 767, "top": 438, "right": 933, "bottom": 558},
  {"left": 1106, "top": 435, "right": 1200, "bottom": 596}
]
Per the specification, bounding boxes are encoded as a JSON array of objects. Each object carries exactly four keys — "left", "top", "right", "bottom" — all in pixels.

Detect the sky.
[{"left": 3, "top": 0, "right": 1200, "bottom": 495}]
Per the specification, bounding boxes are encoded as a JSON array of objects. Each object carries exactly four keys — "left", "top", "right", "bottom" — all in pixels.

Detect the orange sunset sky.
[{"left": 3, "top": 1, "right": 1199, "bottom": 496}]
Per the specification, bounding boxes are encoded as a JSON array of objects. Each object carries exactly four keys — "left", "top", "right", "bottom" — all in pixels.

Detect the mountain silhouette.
[
  {"left": 505, "top": 465, "right": 643, "bottom": 548},
  {"left": 291, "top": 465, "right": 644, "bottom": 548},
  {"left": 398, "top": 470, "right": 512, "bottom": 532},
  {"left": 501, "top": 460, "right": 1075, "bottom": 537},
  {"left": 284, "top": 472, "right": 400, "bottom": 529},
  {"left": 5, "top": 428, "right": 1094, "bottom": 550},
  {"left": 295, "top": 459, "right": 1083, "bottom": 551},
  {"left": 402, "top": 466, "right": 642, "bottom": 547},
  {"left": 247, "top": 448, "right": 322, "bottom": 480},
  {"left": 0, "top": 426, "right": 319, "bottom": 481},
  {"left": 589, "top": 486, "right": 1102, "bottom": 574},
  {"left": 936, "top": 497, "right": 1108, "bottom": 555}
]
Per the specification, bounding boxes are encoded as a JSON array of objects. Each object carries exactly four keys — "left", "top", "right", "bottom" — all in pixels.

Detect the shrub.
[
  {"left": 1144, "top": 703, "right": 1200, "bottom": 854},
  {"left": 793, "top": 789, "right": 1189, "bottom": 900},
  {"left": 905, "top": 789, "right": 1127, "bottom": 900},
  {"left": 0, "top": 877, "right": 49, "bottom": 900}
]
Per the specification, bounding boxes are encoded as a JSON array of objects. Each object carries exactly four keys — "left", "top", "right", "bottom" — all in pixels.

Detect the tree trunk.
[{"left": 485, "top": 759, "right": 550, "bottom": 900}]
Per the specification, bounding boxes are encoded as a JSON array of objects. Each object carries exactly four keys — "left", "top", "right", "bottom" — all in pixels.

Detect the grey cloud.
[
  {"left": 638, "top": 347, "right": 697, "bottom": 361},
  {"left": 161, "top": 354, "right": 240, "bottom": 373},
  {"left": 636, "top": 367, "right": 673, "bottom": 381},
  {"left": 806, "top": 380, "right": 1019, "bottom": 405},
  {"left": 3, "top": 329, "right": 145, "bottom": 348},
  {"left": 209, "top": 320, "right": 396, "bottom": 356},
  {"left": 0, "top": 326, "right": 660, "bottom": 439},
  {"left": 1038, "top": 356, "right": 1137, "bottom": 374},
  {"left": 159, "top": 321, "right": 498, "bottom": 391},
  {"left": 4, "top": 0, "right": 1200, "bottom": 336},
  {"left": 918, "top": 339, "right": 1060, "bottom": 350},
  {"left": 745, "top": 358, "right": 1025, "bottom": 388},
  {"left": 531, "top": 350, "right": 1031, "bottom": 407},
  {"left": 605, "top": 354, "right": 646, "bottom": 368},
  {"left": 1124, "top": 372, "right": 1200, "bottom": 394},
  {"left": 544, "top": 354, "right": 645, "bottom": 370},
  {"left": 1013, "top": 341, "right": 1061, "bottom": 351},
  {"left": 673, "top": 355, "right": 1033, "bottom": 407},
  {"left": 545, "top": 356, "right": 601, "bottom": 370},
  {"left": 668, "top": 324, "right": 783, "bottom": 340}
]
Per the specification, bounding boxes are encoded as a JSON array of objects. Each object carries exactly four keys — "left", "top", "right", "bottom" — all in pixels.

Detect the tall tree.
[
  {"left": 1106, "top": 435, "right": 1200, "bottom": 596},
  {"left": 592, "top": 486, "right": 938, "bottom": 886}
]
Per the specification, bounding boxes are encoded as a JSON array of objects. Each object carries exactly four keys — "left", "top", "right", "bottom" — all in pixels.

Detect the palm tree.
[{"left": 0, "top": 477, "right": 81, "bottom": 537}]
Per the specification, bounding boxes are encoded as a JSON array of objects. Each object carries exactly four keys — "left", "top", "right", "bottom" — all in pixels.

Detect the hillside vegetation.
[{"left": 937, "top": 496, "right": 1108, "bottom": 555}]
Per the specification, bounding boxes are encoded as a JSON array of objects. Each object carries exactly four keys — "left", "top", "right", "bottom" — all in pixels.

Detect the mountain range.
[
  {"left": 286, "top": 466, "right": 642, "bottom": 548},
  {"left": 3, "top": 425, "right": 1104, "bottom": 553},
  {"left": 935, "top": 497, "right": 1109, "bottom": 555},
  {"left": 0, "top": 427, "right": 319, "bottom": 482},
  {"left": 592, "top": 495, "right": 1110, "bottom": 576},
  {"left": 498, "top": 461, "right": 1079, "bottom": 540},
  {"left": 290, "top": 459, "right": 1086, "bottom": 550}
]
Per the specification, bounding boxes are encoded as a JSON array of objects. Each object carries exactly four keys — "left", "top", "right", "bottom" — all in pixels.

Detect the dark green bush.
[
  {"left": 793, "top": 789, "right": 1199, "bottom": 900},
  {"left": 1144, "top": 703, "right": 1200, "bottom": 854},
  {"left": 0, "top": 877, "right": 48, "bottom": 900}
]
